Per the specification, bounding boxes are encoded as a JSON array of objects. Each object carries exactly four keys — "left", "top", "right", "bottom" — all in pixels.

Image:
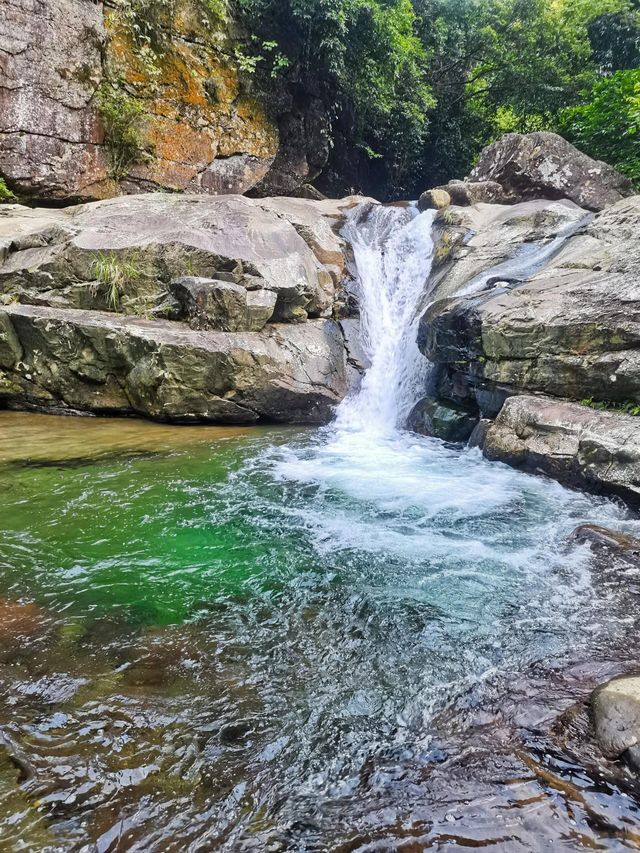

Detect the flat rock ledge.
[
  {"left": 477, "top": 395, "right": 640, "bottom": 505},
  {"left": 0, "top": 304, "right": 355, "bottom": 424}
]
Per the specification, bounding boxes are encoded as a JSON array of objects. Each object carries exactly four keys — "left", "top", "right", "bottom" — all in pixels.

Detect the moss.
[
  {"left": 580, "top": 397, "right": 640, "bottom": 416},
  {"left": 0, "top": 177, "right": 17, "bottom": 203}
]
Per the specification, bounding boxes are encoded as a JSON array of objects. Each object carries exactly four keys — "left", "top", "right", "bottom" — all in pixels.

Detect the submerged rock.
[
  {"left": 478, "top": 396, "right": 640, "bottom": 504},
  {"left": 469, "top": 132, "right": 634, "bottom": 212},
  {"left": 407, "top": 397, "right": 478, "bottom": 443},
  {"left": 593, "top": 676, "right": 640, "bottom": 766}
]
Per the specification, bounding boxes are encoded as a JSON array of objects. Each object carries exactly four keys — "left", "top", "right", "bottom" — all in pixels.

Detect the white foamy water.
[
  {"left": 265, "top": 199, "right": 632, "bottom": 628},
  {"left": 336, "top": 203, "right": 436, "bottom": 434}
]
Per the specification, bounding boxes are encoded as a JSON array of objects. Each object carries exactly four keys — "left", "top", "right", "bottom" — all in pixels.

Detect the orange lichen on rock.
[{"left": 102, "top": 4, "right": 278, "bottom": 194}]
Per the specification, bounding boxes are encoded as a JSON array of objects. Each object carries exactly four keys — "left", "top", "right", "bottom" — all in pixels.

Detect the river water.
[{"left": 1, "top": 205, "right": 640, "bottom": 850}]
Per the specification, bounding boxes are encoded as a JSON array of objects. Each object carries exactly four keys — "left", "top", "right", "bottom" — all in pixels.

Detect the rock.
[
  {"left": 425, "top": 198, "right": 587, "bottom": 305},
  {"left": 437, "top": 180, "right": 507, "bottom": 207},
  {"left": 170, "top": 277, "right": 277, "bottom": 332},
  {"left": 571, "top": 525, "right": 640, "bottom": 555},
  {"left": 570, "top": 524, "right": 640, "bottom": 575},
  {"left": 469, "top": 132, "right": 634, "bottom": 212},
  {"left": 0, "top": 0, "right": 329, "bottom": 202},
  {"left": 592, "top": 676, "right": 640, "bottom": 761},
  {"left": 0, "top": 194, "right": 346, "bottom": 322},
  {"left": 418, "top": 189, "right": 451, "bottom": 212},
  {"left": 0, "top": 0, "right": 109, "bottom": 200},
  {"left": 249, "top": 99, "right": 331, "bottom": 197},
  {"left": 0, "top": 304, "right": 355, "bottom": 424},
  {"left": 407, "top": 397, "right": 478, "bottom": 443},
  {"left": 423, "top": 196, "right": 640, "bottom": 415},
  {"left": 478, "top": 396, "right": 640, "bottom": 504}
]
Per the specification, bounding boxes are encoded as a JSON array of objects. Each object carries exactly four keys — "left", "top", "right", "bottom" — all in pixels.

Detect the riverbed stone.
[
  {"left": 469, "top": 132, "right": 634, "bottom": 211},
  {"left": 479, "top": 396, "right": 640, "bottom": 503},
  {"left": 593, "top": 676, "right": 640, "bottom": 761}
]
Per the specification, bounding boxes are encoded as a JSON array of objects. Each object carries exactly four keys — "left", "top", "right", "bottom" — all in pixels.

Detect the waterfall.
[{"left": 336, "top": 203, "right": 436, "bottom": 435}]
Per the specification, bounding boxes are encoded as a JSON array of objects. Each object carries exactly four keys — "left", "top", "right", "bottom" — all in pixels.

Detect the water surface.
[{"left": 2, "top": 411, "right": 640, "bottom": 851}]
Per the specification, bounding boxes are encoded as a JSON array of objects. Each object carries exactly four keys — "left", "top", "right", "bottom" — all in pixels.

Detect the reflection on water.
[{"left": 1, "top": 413, "right": 640, "bottom": 851}]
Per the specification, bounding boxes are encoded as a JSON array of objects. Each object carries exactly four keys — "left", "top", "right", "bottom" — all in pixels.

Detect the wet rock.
[
  {"left": 592, "top": 676, "right": 640, "bottom": 761},
  {"left": 0, "top": 304, "right": 355, "bottom": 424},
  {"left": 469, "top": 132, "right": 634, "bottom": 212},
  {"left": 479, "top": 396, "right": 640, "bottom": 504},
  {"left": 418, "top": 189, "right": 451, "bottom": 212},
  {"left": 571, "top": 525, "right": 640, "bottom": 556},
  {"left": 425, "top": 198, "right": 587, "bottom": 305},
  {"left": 407, "top": 397, "right": 478, "bottom": 443}
]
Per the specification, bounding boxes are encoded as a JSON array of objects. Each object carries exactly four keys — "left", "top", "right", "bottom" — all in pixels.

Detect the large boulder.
[
  {"left": 423, "top": 196, "right": 640, "bottom": 415},
  {"left": 0, "top": 193, "right": 365, "bottom": 424},
  {"left": 427, "top": 198, "right": 587, "bottom": 304},
  {"left": 477, "top": 396, "right": 640, "bottom": 504},
  {"left": 0, "top": 194, "right": 359, "bottom": 323},
  {"left": 469, "top": 132, "right": 634, "bottom": 212},
  {"left": 0, "top": 304, "right": 355, "bottom": 424}
]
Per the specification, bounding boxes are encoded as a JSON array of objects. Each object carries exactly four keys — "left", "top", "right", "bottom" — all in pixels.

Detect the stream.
[{"left": 1, "top": 205, "right": 640, "bottom": 851}]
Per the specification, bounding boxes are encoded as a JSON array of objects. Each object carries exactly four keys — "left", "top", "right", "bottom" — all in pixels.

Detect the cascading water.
[{"left": 336, "top": 203, "right": 436, "bottom": 435}]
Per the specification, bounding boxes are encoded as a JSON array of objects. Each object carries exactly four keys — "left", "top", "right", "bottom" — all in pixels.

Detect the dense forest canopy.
[{"left": 232, "top": 0, "right": 640, "bottom": 197}]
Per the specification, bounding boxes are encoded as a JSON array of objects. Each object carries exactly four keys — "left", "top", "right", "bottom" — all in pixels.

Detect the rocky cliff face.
[
  {"left": 0, "top": 0, "right": 328, "bottom": 202},
  {"left": 0, "top": 194, "right": 362, "bottom": 422}
]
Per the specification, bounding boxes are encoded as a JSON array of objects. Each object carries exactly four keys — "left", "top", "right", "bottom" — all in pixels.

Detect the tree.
[{"left": 559, "top": 69, "right": 640, "bottom": 181}]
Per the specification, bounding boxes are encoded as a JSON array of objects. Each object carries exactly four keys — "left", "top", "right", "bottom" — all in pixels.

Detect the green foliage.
[
  {"left": 413, "top": 0, "right": 636, "bottom": 188},
  {"left": 0, "top": 178, "right": 16, "bottom": 203},
  {"left": 96, "top": 85, "right": 149, "bottom": 179},
  {"left": 105, "top": 0, "right": 640, "bottom": 196},
  {"left": 581, "top": 397, "right": 640, "bottom": 415},
  {"left": 233, "top": 0, "right": 433, "bottom": 195},
  {"left": 114, "top": 0, "right": 178, "bottom": 50},
  {"left": 90, "top": 253, "right": 142, "bottom": 310},
  {"left": 559, "top": 69, "right": 640, "bottom": 181}
]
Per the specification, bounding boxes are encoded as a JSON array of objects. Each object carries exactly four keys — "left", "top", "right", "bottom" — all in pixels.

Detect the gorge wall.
[{"left": 0, "top": 0, "right": 328, "bottom": 202}]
